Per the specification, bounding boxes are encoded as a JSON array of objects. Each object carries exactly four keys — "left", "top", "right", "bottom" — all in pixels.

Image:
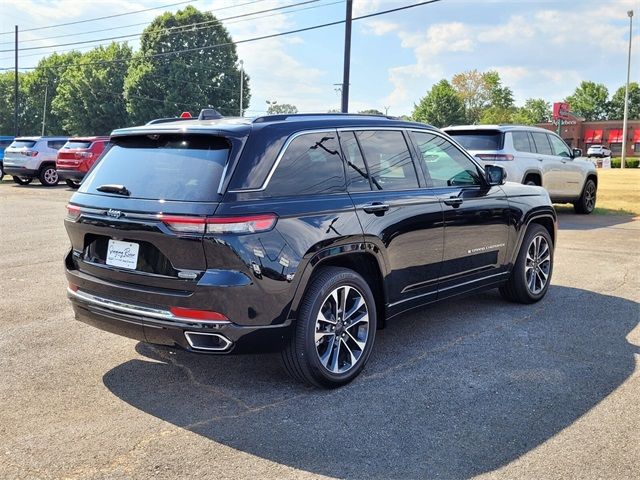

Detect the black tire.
[
  {"left": 39, "top": 165, "right": 59, "bottom": 186},
  {"left": 0, "top": 163, "right": 4, "bottom": 181},
  {"left": 523, "top": 175, "right": 540, "bottom": 186},
  {"left": 12, "top": 175, "right": 33, "bottom": 185},
  {"left": 500, "top": 224, "right": 553, "bottom": 304},
  {"left": 573, "top": 178, "right": 596, "bottom": 214},
  {"left": 65, "top": 179, "right": 81, "bottom": 189},
  {"left": 281, "top": 267, "right": 377, "bottom": 388}
]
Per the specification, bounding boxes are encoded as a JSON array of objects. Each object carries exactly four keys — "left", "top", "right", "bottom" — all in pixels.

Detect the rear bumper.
[
  {"left": 57, "top": 169, "right": 85, "bottom": 181},
  {"left": 65, "top": 261, "right": 294, "bottom": 354},
  {"left": 4, "top": 166, "right": 38, "bottom": 178}
]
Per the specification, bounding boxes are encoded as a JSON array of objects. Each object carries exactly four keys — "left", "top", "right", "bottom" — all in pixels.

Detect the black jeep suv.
[{"left": 64, "top": 112, "right": 556, "bottom": 388}]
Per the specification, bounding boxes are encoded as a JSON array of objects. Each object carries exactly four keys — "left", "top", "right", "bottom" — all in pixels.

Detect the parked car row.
[{"left": 1, "top": 136, "right": 109, "bottom": 187}]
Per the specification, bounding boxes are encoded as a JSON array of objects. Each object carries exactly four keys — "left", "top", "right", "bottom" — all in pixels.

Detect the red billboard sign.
[{"left": 553, "top": 102, "right": 571, "bottom": 120}]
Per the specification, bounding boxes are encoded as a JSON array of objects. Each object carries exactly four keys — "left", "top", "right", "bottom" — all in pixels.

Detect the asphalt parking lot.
[{"left": 0, "top": 181, "right": 638, "bottom": 480}]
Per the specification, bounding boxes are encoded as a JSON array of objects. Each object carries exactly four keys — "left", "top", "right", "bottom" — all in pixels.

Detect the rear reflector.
[
  {"left": 475, "top": 154, "right": 514, "bottom": 161},
  {"left": 159, "top": 213, "right": 277, "bottom": 234},
  {"left": 169, "top": 307, "right": 228, "bottom": 322},
  {"left": 68, "top": 282, "right": 78, "bottom": 292},
  {"left": 66, "top": 204, "right": 81, "bottom": 221}
]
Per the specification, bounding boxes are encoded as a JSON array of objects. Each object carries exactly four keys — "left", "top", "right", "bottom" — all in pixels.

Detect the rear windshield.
[
  {"left": 10, "top": 140, "right": 37, "bottom": 148},
  {"left": 63, "top": 141, "right": 92, "bottom": 150},
  {"left": 446, "top": 130, "right": 504, "bottom": 150},
  {"left": 80, "top": 134, "right": 230, "bottom": 201}
]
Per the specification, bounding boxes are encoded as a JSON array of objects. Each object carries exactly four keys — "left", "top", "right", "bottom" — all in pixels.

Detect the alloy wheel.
[
  {"left": 43, "top": 168, "right": 58, "bottom": 185},
  {"left": 315, "top": 285, "right": 369, "bottom": 374},
  {"left": 584, "top": 182, "right": 596, "bottom": 211},
  {"left": 525, "top": 234, "right": 551, "bottom": 295}
]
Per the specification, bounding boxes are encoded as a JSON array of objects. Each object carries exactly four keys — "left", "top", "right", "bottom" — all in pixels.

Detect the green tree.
[
  {"left": 518, "top": 98, "right": 552, "bottom": 124},
  {"left": 124, "top": 5, "right": 249, "bottom": 124},
  {"left": 484, "top": 71, "right": 514, "bottom": 109},
  {"left": 358, "top": 109, "right": 384, "bottom": 115},
  {"left": 413, "top": 79, "right": 465, "bottom": 127},
  {"left": 24, "top": 51, "right": 82, "bottom": 135},
  {"left": 266, "top": 102, "right": 298, "bottom": 114},
  {"left": 565, "top": 81, "right": 609, "bottom": 121},
  {"left": 607, "top": 82, "right": 640, "bottom": 120},
  {"left": 52, "top": 43, "right": 132, "bottom": 135},
  {"left": 479, "top": 106, "right": 516, "bottom": 124},
  {"left": 0, "top": 71, "right": 34, "bottom": 135}
]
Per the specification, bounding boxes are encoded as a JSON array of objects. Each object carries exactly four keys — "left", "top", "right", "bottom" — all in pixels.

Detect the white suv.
[
  {"left": 3, "top": 136, "right": 68, "bottom": 186},
  {"left": 586, "top": 144, "right": 611, "bottom": 158},
  {"left": 443, "top": 125, "right": 598, "bottom": 214}
]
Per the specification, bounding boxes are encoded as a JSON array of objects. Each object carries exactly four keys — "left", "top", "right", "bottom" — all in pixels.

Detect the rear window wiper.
[{"left": 96, "top": 184, "right": 130, "bottom": 196}]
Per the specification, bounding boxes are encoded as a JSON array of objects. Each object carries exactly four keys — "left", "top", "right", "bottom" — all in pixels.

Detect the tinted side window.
[
  {"left": 547, "top": 133, "right": 571, "bottom": 157},
  {"left": 356, "top": 130, "right": 418, "bottom": 190},
  {"left": 47, "top": 140, "right": 66, "bottom": 150},
  {"left": 531, "top": 132, "right": 553, "bottom": 155},
  {"left": 266, "top": 132, "right": 345, "bottom": 196},
  {"left": 512, "top": 131, "right": 533, "bottom": 152},
  {"left": 412, "top": 131, "right": 482, "bottom": 187},
  {"left": 340, "top": 131, "right": 371, "bottom": 192}
]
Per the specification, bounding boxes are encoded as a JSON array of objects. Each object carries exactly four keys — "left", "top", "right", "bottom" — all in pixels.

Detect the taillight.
[
  {"left": 169, "top": 306, "right": 228, "bottom": 322},
  {"left": 75, "top": 151, "right": 93, "bottom": 159},
  {"left": 475, "top": 154, "right": 514, "bottom": 161},
  {"left": 22, "top": 150, "right": 38, "bottom": 157},
  {"left": 66, "top": 204, "right": 81, "bottom": 221},
  {"left": 159, "top": 214, "right": 277, "bottom": 234},
  {"left": 206, "top": 214, "right": 277, "bottom": 234}
]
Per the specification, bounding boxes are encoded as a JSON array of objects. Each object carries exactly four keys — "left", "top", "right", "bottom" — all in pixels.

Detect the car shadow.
[
  {"left": 555, "top": 209, "right": 638, "bottom": 230},
  {"left": 103, "top": 286, "right": 639, "bottom": 478}
]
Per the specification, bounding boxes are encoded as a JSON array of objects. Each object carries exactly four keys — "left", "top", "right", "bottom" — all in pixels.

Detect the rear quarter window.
[
  {"left": 80, "top": 134, "right": 230, "bottom": 201},
  {"left": 47, "top": 140, "right": 67, "bottom": 150},
  {"left": 265, "top": 132, "right": 345, "bottom": 196},
  {"left": 511, "top": 131, "right": 533, "bottom": 152}
]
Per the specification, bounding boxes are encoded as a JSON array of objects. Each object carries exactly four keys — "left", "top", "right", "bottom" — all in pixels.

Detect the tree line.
[
  {"left": 0, "top": 6, "right": 249, "bottom": 136},
  {"left": 412, "top": 70, "right": 640, "bottom": 128}
]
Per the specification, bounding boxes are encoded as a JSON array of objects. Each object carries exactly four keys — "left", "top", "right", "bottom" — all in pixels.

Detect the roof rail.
[{"left": 252, "top": 112, "right": 397, "bottom": 124}]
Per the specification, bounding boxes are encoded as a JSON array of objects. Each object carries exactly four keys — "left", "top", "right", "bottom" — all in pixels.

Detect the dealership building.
[{"left": 537, "top": 113, "right": 640, "bottom": 157}]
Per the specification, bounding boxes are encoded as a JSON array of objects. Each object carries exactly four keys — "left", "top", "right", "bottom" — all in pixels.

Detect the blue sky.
[{"left": 0, "top": 0, "right": 637, "bottom": 116}]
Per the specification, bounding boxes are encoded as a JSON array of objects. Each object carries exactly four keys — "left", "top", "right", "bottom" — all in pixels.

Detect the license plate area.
[{"left": 106, "top": 239, "right": 139, "bottom": 270}]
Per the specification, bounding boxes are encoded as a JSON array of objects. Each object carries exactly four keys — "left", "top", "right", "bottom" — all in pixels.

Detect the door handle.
[
  {"left": 362, "top": 202, "right": 390, "bottom": 214},
  {"left": 443, "top": 197, "right": 463, "bottom": 207},
  {"left": 536, "top": 157, "right": 543, "bottom": 162}
]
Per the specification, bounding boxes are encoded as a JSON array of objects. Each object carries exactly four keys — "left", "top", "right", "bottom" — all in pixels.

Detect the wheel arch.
[
  {"left": 287, "top": 243, "right": 388, "bottom": 329},
  {"left": 522, "top": 169, "right": 542, "bottom": 186},
  {"left": 510, "top": 209, "right": 557, "bottom": 264}
]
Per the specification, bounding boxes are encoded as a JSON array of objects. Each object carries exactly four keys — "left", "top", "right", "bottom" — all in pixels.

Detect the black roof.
[{"left": 111, "top": 113, "right": 435, "bottom": 138}]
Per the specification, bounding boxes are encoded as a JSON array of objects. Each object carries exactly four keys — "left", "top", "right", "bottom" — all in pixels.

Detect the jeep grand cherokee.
[{"left": 64, "top": 111, "right": 557, "bottom": 388}]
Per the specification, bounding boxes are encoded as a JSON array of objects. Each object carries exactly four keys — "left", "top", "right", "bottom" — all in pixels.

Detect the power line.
[
  {"left": 0, "top": 0, "right": 321, "bottom": 53},
  {"left": 1, "top": 0, "right": 443, "bottom": 72},
  {"left": 0, "top": 1, "right": 198, "bottom": 36},
  {"left": 0, "top": 0, "right": 343, "bottom": 62},
  {"left": 0, "top": 0, "right": 269, "bottom": 46}
]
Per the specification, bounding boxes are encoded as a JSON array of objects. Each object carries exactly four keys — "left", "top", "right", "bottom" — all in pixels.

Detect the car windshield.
[
  {"left": 10, "top": 140, "right": 37, "bottom": 148},
  {"left": 79, "top": 134, "right": 230, "bottom": 201},
  {"left": 446, "top": 130, "right": 504, "bottom": 150}
]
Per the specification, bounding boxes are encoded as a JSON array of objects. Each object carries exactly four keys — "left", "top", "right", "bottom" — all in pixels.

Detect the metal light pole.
[
  {"left": 41, "top": 84, "right": 48, "bottom": 136},
  {"left": 621, "top": 10, "right": 633, "bottom": 169},
  {"left": 341, "top": 0, "right": 352, "bottom": 113},
  {"left": 14, "top": 25, "right": 18, "bottom": 136},
  {"left": 239, "top": 60, "right": 244, "bottom": 117}
]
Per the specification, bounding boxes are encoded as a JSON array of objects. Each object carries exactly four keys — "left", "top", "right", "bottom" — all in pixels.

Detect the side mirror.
[
  {"left": 572, "top": 148, "right": 582, "bottom": 158},
  {"left": 485, "top": 164, "right": 507, "bottom": 186}
]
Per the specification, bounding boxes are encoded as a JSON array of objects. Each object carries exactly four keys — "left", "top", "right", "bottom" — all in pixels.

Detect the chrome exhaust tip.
[{"left": 184, "top": 331, "right": 233, "bottom": 352}]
